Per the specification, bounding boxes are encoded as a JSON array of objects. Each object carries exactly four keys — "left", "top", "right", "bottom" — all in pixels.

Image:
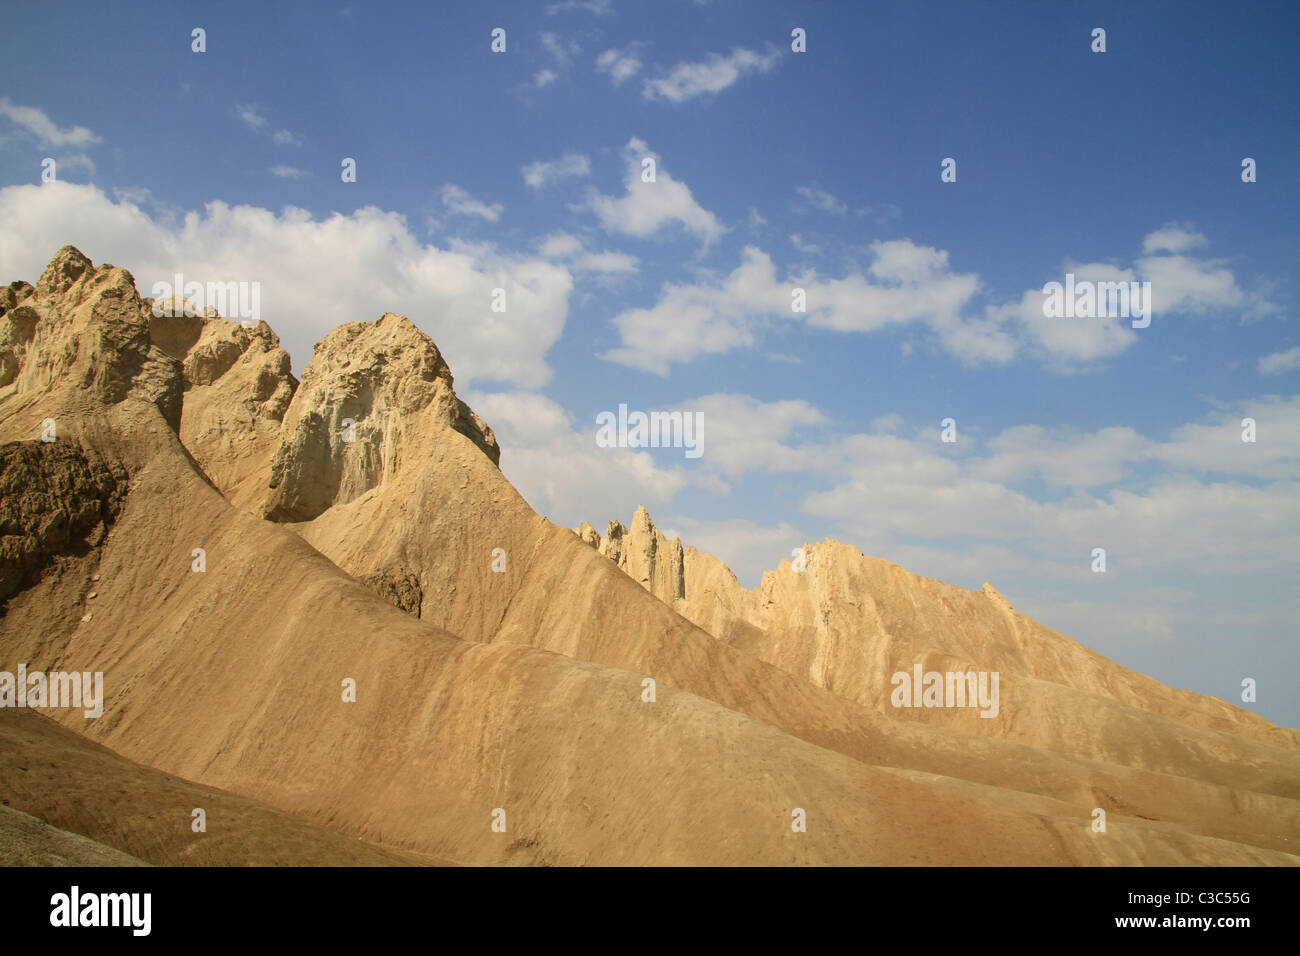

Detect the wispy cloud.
[
  {"left": 546, "top": 0, "right": 612, "bottom": 14},
  {"left": 522, "top": 152, "right": 591, "bottom": 189},
  {"left": 236, "top": 104, "right": 268, "bottom": 130},
  {"left": 643, "top": 46, "right": 780, "bottom": 102},
  {"left": 536, "top": 231, "right": 638, "bottom": 274},
  {"left": 793, "top": 184, "right": 847, "bottom": 216},
  {"left": 441, "top": 183, "right": 504, "bottom": 221},
  {"left": 0, "top": 97, "right": 101, "bottom": 147},
  {"left": 236, "top": 103, "right": 302, "bottom": 147},
  {"left": 596, "top": 44, "right": 644, "bottom": 85},
  {"left": 1260, "top": 346, "right": 1300, "bottom": 376}
]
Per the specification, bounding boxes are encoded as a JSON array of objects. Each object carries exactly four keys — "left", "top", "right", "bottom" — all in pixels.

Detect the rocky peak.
[
  {"left": 981, "top": 581, "right": 1013, "bottom": 610},
  {"left": 1, "top": 247, "right": 181, "bottom": 431},
  {"left": 34, "top": 245, "right": 93, "bottom": 298},
  {"left": 261, "top": 312, "right": 499, "bottom": 522}
]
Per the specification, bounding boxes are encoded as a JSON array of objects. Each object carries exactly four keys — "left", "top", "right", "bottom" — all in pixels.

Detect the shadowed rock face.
[{"left": 0, "top": 440, "right": 127, "bottom": 603}]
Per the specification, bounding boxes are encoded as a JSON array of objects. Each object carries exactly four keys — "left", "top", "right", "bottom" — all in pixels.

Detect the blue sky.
[{"left": 2, "top": 0, "right": 1298, "bottom": 725}]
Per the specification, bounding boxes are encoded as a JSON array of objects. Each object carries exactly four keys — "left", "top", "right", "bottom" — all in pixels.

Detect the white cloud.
[
  {"left": 537, "top": 232, "right": 585, "bottom": 259},
  {"left": 462, "top": 389, "right": 689, "bottom": 526},
  {"left": 789, "top": 234, "right": 820, "bottom": 254},
  {"left": 643, "top": 46, "right": 781, "bottom": 102},
  {"left": 52, "top": 153, "right": 95, "bottom": 178},
  {"left": 666, "top": 515, "right": 808, "bottom": 587},
  {"left": 595, "top": 45, "right": 644, "bottom": 85},
  {"left": 270, "top": 165, "right": 310, "bottom": 179},
  {"left": 535, "top": 231, "right": 582, "bottom": 257},
  {"left": 1136, "top": 252, "right": 1247, "bottom": 317},
  {"left": 620, "top": 392, "right": 1300, "bottom": 589},
  {"left": 535, "top": 231, "right": 637, "bottom": 275},
  {"left": 1151, "top": 395, "right": 1300, "bottom": 480},
  {"left": 546, "top": 0, "right": 612, "bottom": 16},
  {"left": 584, "top": 137, "right": 725, "bottom": 246},
  {"left": 804, "top": 440, "right": 1300, "bottom": 582},
  {"left": 236, "top": 103, "right": 301, "bottom": 147},
  {"left": 600, "top": 246, "right": 781, "bottom": 374},
  {"left": 532, "top": 68, "right": 559, "bottom": 88},
  {"left": 522, "top": 152, "right": 591, "bottom": 189},
  {"left": 793, "top": 184, "right": 847, "bottom": 216},
  {"left": 600, "top": 239, "right": 1006, "bottom": 374},
  {"left": 677, "top": 393, "right": 827, "bottom": 480},
  {"left": 995, "top": 262, "right": 1140, "bottom": 365},
  {"left": 236, "top": 104, "right": 267, "bottom": 130},
  {"left": 539, "top": 31, "right": 580, "bottom": 65},
  {"left": 441, "top": 184, "right": 504, "bottom": 222},
  {"left": 600, "top": 225, "right": 1283, "bottom": 375},
  {"left": 0, "top": 182, "right": 572, "bottom": 389},
  {"left": 976, "top": 425, "right": 1148, "bottom": 486},
  {"left": 1260, "top": 346, "right": 1300, "bottom": 376},
  {"left": 576, "top": 250, "right": 638, "bottom": 274},
  {"left": 998, "top": 233, "right": 1278, "bottom": 368},
  {"left": 0, "top": 97, "right": 101, "bottom": 148},
  {"left": 1143, "top": 222, "right": 1208, "bottom": 255}
]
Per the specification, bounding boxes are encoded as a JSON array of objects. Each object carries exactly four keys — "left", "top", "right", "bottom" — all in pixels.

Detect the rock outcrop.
[
  {"left": 0, "top": 440, "right": 127, "bottom": 603},
  {"left": 147, "top": 305, "right": 298, "bottom": 509},
  {"left": 260, "top": 313, "right": 498, "bottom": 523},
  {"left": 575, "top": 506, "right": 684, "bottom": 602},
  {"left": 0, "top": 246, "right": 182, "bottom": 431}
]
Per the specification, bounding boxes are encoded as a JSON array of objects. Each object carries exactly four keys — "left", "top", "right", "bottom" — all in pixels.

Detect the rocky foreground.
[{"left": 0, "top": 247, "right": 1296, "bottom": 865}]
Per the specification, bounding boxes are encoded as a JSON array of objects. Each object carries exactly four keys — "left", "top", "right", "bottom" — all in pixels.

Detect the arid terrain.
[{"left": 1, "top": 247, "right": 1296, "bottom": 866}]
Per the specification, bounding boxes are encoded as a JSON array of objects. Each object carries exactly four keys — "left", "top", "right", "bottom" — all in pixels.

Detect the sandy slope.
[
  {"left": 233, "top": 303, "right": 1297, "bottom": 860},
  {"left": 0, "top": 711, "right": 443, "bottom": 866}
]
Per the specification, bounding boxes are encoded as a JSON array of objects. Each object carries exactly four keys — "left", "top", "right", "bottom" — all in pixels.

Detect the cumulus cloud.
[
  {"left": 661, "top": 515, "right": 808, "bottom": 587},
  {"left": 0, "top": 182, "right": 572, "bottom": 389},
  {"left": 996, "top": 226, "right": 1278, "bottom": 368},
  {"left": 600, "top": 240, "right": 1003, "bottom": 374},
  {"left": 583, "top": 137, "right": 724, "bottom": 246},
  {"left": 462, "top": 389, "right": 689, "bottom": 526},
  {"left": 1142, "top": 222, "right": 1208, "bottom": 255},
  {"left": 643, "top": 46, "right": 780, "bottom": 102},
  {"left": 782, "top": 397, "right": 1300, "bottom": 581},
  {"left": 994, "top": 262, "right": 1141, "bottom": 365},
  {"left": 674, "top": 393, "right": 828, "bottom": 481}
]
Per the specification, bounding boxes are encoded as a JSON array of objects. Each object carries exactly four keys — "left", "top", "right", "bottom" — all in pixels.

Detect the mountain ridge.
[{"left": 1, "top": 246, "right": 1295, "bottom": 866}]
